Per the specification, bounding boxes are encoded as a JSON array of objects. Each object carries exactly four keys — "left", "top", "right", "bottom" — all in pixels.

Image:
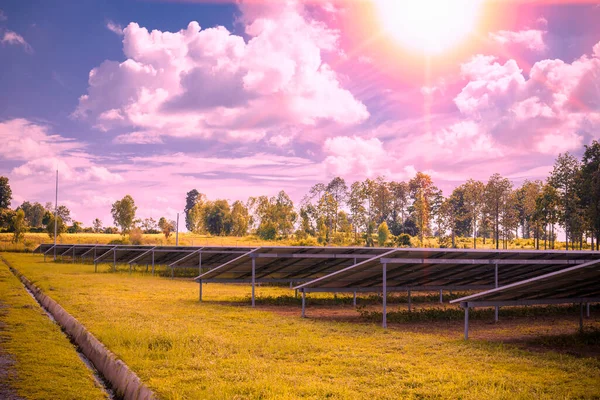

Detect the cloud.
[
  {"left": 0, "top": 9, "right": 7, "bottom": 21},
  {"left": 1, "top": 30, "right": 33, "bottom": 53},
  {"left": 75, "top": 3, "right": 368, "bottom": 144},
  {"left": 0, "top": 118, "right": 123, "bottom": 183},
  {"left": 489, "top": 29, "right": 547, "bottom": 52},
  {"left": 452, "top": 43, "right": 600, "bottom": 155},
  {"left": 106, "top": 20, "right": 124, "bottom": 36},
  {"left": 323, "top": 136, "right": 390, "bottom": 178}
]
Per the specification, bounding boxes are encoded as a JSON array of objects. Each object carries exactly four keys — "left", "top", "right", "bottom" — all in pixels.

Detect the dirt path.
[{"left": 0, "top": 303, "right": 23, "bottom": 400}]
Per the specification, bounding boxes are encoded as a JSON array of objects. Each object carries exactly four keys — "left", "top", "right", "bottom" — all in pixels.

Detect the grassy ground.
[
  {"left": 0, "top": 232, "right": 586, "bottom": 253},
  {"left": 0, "top": 257, "right": 107, "bottom": 399},
  {"left": 2, "top": 253, "right": 599, "bottom": 399}
]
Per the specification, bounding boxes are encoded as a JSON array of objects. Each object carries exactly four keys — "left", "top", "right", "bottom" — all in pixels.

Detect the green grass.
[
  {"left": 0, "top": 257, "right": 107, "bottom": 400},
  {"left": 3, "top": 252, "right": 600, "bottom": 399},
  {"left": 0, "top": 231, "right": 587, "bottom": 253}
]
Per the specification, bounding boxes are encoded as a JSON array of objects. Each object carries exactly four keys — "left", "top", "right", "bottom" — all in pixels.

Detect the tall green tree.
[
  {"left": 158, "top": 217, "right": 174, "bottom": 239},
  {"left": 230, "top": 200, "right": 250, "bottom": 237},
  {"left": 408, "top": 172, "right": 437, "bottom": 244},
  {"left": 0, "top": 176, "right": 12, "bottom": 209},
  {"left": 184, "top": 190, "right": 207, "bottom": 232},
  {"left": 92, "top": 218, "right": 103, "bottom": 233},
  {"left": 46, "top": 214, "right": 66, "bottom": 239},
  {"left": 484, "top": 173, "right": 513, "bottom": 249},
  {"left": 203, "top": 200, "right": 232, "bottom": 236},
  {"left": 111, "top": 195, "right": 138, "bottom": 235},
  {"left": 580, "top": 140, "right": 600, "bottom": 250},
  {"left": 548, "top": 153, "right": 581, "bottom": 250},
  {"left": 11, "top": 209, "right": 27, "bottom": 243},
  {"left": 460, "top": 179, "right": 485, "bottom": 248},
  {"left": 388, "top": 181, "right": 409, "bottom": 235}
]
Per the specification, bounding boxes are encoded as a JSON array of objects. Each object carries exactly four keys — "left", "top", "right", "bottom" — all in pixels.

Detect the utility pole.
[
  {"left": 53, "top": 170, "right": 58, "bottom": 261},
  {"left": 176, "top": 212, "right": 179, "bottom": 246}
]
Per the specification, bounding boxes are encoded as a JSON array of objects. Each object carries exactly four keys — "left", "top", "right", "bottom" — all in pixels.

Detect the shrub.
[{"left": 129, "top": 227, "right": 143, "bottom": 245}]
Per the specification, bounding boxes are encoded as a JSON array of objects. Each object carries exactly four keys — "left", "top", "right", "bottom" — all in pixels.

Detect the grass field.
[
  {"left": 0, "top": 257, "right": 107, "bottom": 399},
  {"left": 1, "top": 252, "right": 599, "bottom": 399},
  {"left": 0, "top": 231, "right": 584, "bottom": 254}
]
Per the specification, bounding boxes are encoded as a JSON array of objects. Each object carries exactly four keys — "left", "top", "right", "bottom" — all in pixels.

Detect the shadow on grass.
[
  {"left": 358, "top": 304, "right": 600, "bottom": 323},
  {"left": 505, "top": 327, "right": 600, "bottom": 358}
]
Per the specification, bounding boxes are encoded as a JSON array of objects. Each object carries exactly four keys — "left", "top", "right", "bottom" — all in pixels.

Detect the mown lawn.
[
  {"left": 0, "top": 257, "right": 107, "bottom": 400},
  {"left": 3, "top": 252, "right": 600, "bottom": 400}
]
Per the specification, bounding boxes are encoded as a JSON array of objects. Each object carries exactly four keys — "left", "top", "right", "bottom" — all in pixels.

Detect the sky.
[{"left": 1, "top": 0, "right": 600, "bottom": 228}]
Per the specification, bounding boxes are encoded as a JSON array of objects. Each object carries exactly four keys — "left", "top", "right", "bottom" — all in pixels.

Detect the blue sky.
[{"left": 1, "top": 0, "right": 599, "bottom": 228}]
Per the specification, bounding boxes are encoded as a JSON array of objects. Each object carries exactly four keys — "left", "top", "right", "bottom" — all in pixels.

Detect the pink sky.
[{"left": 1, "top": 0, "right": 599, "bottom": 229}]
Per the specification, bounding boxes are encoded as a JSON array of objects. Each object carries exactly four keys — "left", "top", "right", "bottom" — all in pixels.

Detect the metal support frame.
[
  {"left": 301, "top": 290, "right": 306, "bottom": 318},
  {"left": 494, "top": 262, "right": 499, "bottom": 322},
  {"left": 580, "top": 303, "right": 584, "bottom": 332},
  {"left": 113, "top": 248, "right": 116, "bottom": 272},
  {"left": 251, "top": 256, "right": 256, "bottom": 307},
  {"left": 72, "top": 246, "right": 75, "bottom": 263},
  {"left": 383, "top": 262, "right": 387, "bottom": 328},
  {"left": 464, "top": 306, "right": 469, "bottom": 340},
  {"left": 408, "top": 290, "right": 412, "bottom": 312},
  {"left": 151, "top": 249, "right": 155, "bottom": 275},
  {"left": 353, "top": 291, "right": 357, "bottom": 307},
  {"left": 587, "top": 303, "right": 590, "bottom": 318},
  {"left": 439, "top": 289, "right": 443, "bottom": 304},
  {"left": 199, "top": 280, "right": 203, "bottom": 302},
  {"left": 199, "top": 252, "right": 202, "bottom": 276}
]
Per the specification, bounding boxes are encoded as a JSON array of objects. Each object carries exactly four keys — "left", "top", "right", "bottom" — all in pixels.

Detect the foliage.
[
  {"left": 158, "top": 217, "right": 175, "bottom": 239},
  {"left": 11, "top": 209, "right": 28, "bottom": 243},
  {"left": 377, "top": 221, "right": 390, "bottom": 246},
  {"left": 46, "top": 214, "right": 66, "bottom": 239},
  {"left": 92, "top": 218, "right": 103, "bottom": 233},
  {"left": 0, "top": 175, "right": 12, "bottom": 209},
  {"left": 129, "top": 227, "right": 143, "bottom": 245},
  {"left": 111, "top": 195, "right": 137, "bottom": 235}
]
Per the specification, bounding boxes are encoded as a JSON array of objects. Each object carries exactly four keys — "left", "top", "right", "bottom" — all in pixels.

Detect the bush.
[
  {"left": 395, "top": 234, "right": 412, "bottom": 247},
  {"left": 129, "top": 228, "right": 143, "bottom": 245}
]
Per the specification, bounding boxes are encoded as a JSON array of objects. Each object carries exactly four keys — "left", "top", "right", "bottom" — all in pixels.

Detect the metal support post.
[
  {"left": 199, "top": 280, "right": 203, "bottom": 302},
  {"left": 586, "top": 303, "right": 590, "bottom": 318},
  {"left": 251, "top": 257, "right": 256, "bottom": 307},
  {"left": 408, "top": 290, "right": 412, "bottom": 312},
  {"left": 72, "top": 247, "right": 75, "bottom": 263},
  {"left": 464, "top": 306, "right": 470, "bottom": 340},
  {"left": 439, "top": 289, "right": 443, "bottom": 304},
  {"left": 151, "top": 249, "right": 155, "bottom": 275},
  {"left": 113, "top": 248, "right": 116, "bottom": 272},
  {"left": 94, "top": 262, "right": 97, "bottom": 273},
  {"left": 199, "top": 252, "right": 202, "bottom": 276},
  {"left": 383, "top": 263, "right": 387, "bottom": 328},
  {"left": 353, "top": 291, "right": 357, "bottom": 307},
  {"left": 580, "top": 303, "right": 584, "bottom": 332},
  {"left": 171, "top": 266, "right": 174, "bottom": 279},
  {"left": 494, "top": 263, "right": 499, "bottom": 322},
  {"left": 301, "top": 290, "right": 306, "bottom": 318}
]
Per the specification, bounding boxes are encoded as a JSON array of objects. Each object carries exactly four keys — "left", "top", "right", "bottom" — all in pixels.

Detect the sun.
[{"left": 374, "top": 0, "right": 484, "bottom": 55}]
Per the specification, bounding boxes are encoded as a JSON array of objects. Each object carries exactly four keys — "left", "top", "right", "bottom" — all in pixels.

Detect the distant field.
[
  {"left": 2, "top": 252, "right": 599, "bottom": 399},
  {"left": 0, "top": 231, "right": 581, "bottom": 253}
]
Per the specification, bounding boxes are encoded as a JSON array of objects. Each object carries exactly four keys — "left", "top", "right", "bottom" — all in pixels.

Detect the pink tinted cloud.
[
  {"left": 489, "top": 29, "right": 547, "bottom": 52},
  {"left": 1, "top": 30, "right": 33, "bottom": 53},
  {"left": 75, "top": 2, "right": 368, "bottom": 144}
]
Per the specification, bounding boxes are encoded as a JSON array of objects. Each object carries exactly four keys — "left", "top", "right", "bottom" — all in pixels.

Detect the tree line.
[{"left": 0, "top": 141, "right": 598, "bottom": 249}]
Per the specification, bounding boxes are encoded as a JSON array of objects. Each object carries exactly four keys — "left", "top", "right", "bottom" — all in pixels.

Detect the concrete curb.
[{"left": 5, "top": 261, "right": 156, "bottom": 400}]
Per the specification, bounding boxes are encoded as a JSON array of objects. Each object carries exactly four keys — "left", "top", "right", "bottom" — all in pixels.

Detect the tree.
[
  {"left": 348, "top": 181, "right": 367, "bottom": 242},
  {"left": 377, "top": 221, "right": 390, "bottom": 247},
  {"left": 484, "top": 173, "right": 513, "bottom": 249},
  {"left": 580, "top": 140, "right": 600, "bottom": 250},
  {"left": 92, "top": 218, "right": 103, "bottom": 233},
  {"left": 548, "top": 153, "right": 581, "bottom": 250},
  {"left": 326, "top": 177, "right": 348, "bottom": 233},
  {"left": 185, "top": 190, "right": 207, "bottom": 232},
  {"left": 67, "top": 221, "right": 83, "bottom": 234},
  {"left": 461, "top": 179, "right": 485, "bottom": 248},
  {"left": 515, "top": 180, "right": 543, "bottom": 240},
  {"left": 140, "top": 218, "right": 158, "bottom": 234},
  {"left": 388, "top": 181, "right": 409, "bottom": 235},
  {"left": 11, "top": 209, "right": 27, "bottom": 243},
  {"left": 204, "top": 200, "right": 232, "bottom": 236},
  {"left": 46, "top": 214, "right": 66, "bottom": 239},
  {"left": 111, "top": 195, "right": 137, "bottom": 235},
  {"left": 158, "top": 217, "right": 175, "bottom": 239},
  {"left": 0, "top": 209, "right": 16, "bottom": 231},
  {"left": 230, "top": 200, "right": 250, "bottom": 237},
  {"left": 408, "top": 172, "right": 437, "bottom": 245},
  {"left": 0, "top": 176, "right": 12, "bottom": 209}
]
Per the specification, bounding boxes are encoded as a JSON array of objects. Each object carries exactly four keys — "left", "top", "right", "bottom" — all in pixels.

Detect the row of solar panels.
[{"left": 36, "top": 244, "right": 600, "bottom": 300}]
